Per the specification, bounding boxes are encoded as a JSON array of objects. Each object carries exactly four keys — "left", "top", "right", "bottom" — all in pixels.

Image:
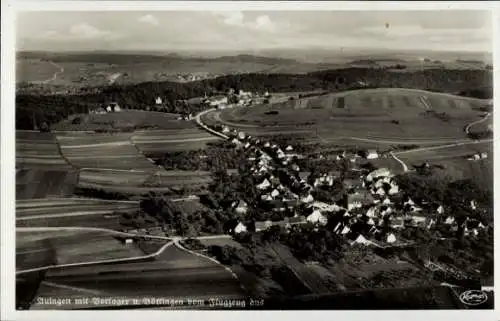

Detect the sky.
[{"left": 16, "top": 11, "right": 493, "bottom": 54}]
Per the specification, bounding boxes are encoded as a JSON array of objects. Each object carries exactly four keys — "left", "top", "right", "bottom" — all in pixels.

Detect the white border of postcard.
[{"left": 2, "top": 1, "right": 500, "bottom": 321}]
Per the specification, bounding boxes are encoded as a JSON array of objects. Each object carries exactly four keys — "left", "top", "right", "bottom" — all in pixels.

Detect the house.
[
  {"left": 300, "top": 194, "right": 314, "bottom": 204},
  {"left": 480, "top": 152, "right": 488, "bottom": 159},
  {"left": 238, "top": 132, "right": 246, "bottom": 140},
  {"left": 350, "top": 234, "right": 372, "bottom": 246},
  {"left": 306, "top": 210, "right": 328, "bottom": 225},
  {"left": 155, "top": 97, "right": 163, "bottom": 105},
  {"left": 222, "top": 126, "right": 231, "bottom": 134},
  {"left": 367, "top": 218, "right": 376, "bottom": 226},
  {"left": 124, "top": 238, "right": 134, "bottom": 244},
  {"left": 388, "top": 184, "right": 399, "bottom": 195},
  {"left": 291, "top": 164, "right": 300, "bottom": 172},
  {"left": 261, "top": 194, "right": 273, "bottom": 201},
  {"left": 386, "top": 233, "right": 397, "bottom": 243},
  {"left": 234, "top": 222, "right": 247, "bottom": 234},
  {"left": 106, "top": 102, "right": 121, "bottom": 112},
  {"left": 271, "top": 189, "right": 280, "bottom": 198},
  {"left": 382, "top": 197, "right": 392, "bottom": 205},
  {"left": 403, "top": 197, "right": 415, "bottom": 207},
  {"left": 233, "top": 200, "right": 248, "bottom": 214},
  {"left": 341, "top": 225, "right": 351, "bottom": 235},
  {"left": 264, "top": 142, "right": 271, "bottom": 148},
  {"left": 470, "top": 200, "right": 477, "bottom": 210},
  {"left": 437, "top": 205, "right": 444, "bottom": 215},
  {"left": 257, "top": 178, "right": 271, "bottom": 190},
  {"left": 366, "top": 206, "right": 377, "bottom": 218},
  {"left": 286, "top": 145, "right": 294, "bottom": 151},
  {"left": 366, "top": 168, "right": 392, "bottom": 182},
  {"left": 375, "top": 187, "right": 386, "bottom": 196},
  {"left": 366, "top": 150, "right": 379, "bottom": 159},
  {"left": 444, "top": 216, "right": 455, "bottom": 225}
]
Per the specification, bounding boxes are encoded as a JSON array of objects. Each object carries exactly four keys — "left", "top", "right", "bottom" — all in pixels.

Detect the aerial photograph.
[{"left": 14, "top": 9, "right": 494, "bottom": 310}]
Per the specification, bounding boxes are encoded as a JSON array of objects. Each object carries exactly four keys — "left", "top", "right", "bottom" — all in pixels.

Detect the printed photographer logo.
[{"left": 459, "top": 290, "right": 488, "bottom": 306}]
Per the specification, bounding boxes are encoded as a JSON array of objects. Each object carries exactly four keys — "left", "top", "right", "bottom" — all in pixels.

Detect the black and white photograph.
[{"left": 1, "top": 1, "right": 498, "bottom": 317}]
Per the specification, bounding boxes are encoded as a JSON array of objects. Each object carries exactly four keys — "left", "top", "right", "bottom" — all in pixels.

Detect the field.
[
  {"left": 56, "top": 131, "right": 157, "bottom": 170},
  {"left": 77, "top": 169, "right": 212, "bottom": 194},
  {"left": 16, "top": 131, "right": 70, "bottom": 168},
  {"left": 206, "top": 88, "right": 489, "bottom": 146},
  {"left": 28, "top": 245, "right": 246, "bottom": 309},
  {"left": 132, "top": 128, "right": 220, "bottom": 154},
  {"left": 16, "top": 131, "right": 78, "bottom": 199},
  {"left": 17, "top": 229, "right": 146, "bottom": 271},
  {"left": 16, "top": 59, "right": 61, "bottom": 83},
  {"left": 16, "top": 198, "right": 140, "bottom": 228},
  {"left": 52, "top": 111, "right": 189, "bottom": 131}
]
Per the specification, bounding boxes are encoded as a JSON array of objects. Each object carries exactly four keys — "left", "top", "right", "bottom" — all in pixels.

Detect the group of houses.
[
  {"left": 205, "top": 112, "right": 488, "bottom": 248},
  {"left": 90, "top": 102, "right": 122, "bottom": 114},
  {"left": 202, "top": 89, "right": 270, "bottom": 109}
]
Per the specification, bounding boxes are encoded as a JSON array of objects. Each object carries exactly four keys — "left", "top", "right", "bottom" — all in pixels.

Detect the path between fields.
[
  {"left": 41, "top": 61, "right": 64, "bottom": 84},
  {"left": 465, "top": 112, "right": 491, "bottom": 134},
  {"left": 16, "top": 228, "right": 235, "bottom": 275},
  {"left": 173, "top": 238, "right": 247, "bottom": 292}
]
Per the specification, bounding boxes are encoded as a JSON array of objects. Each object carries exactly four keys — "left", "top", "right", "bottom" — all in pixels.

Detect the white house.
[
  {"left": 155, "top": 97, "right": 163, "bottom": 105},
  {"left": 480, "top": 152, "right": 488, "bottom": 159},
  {"left": 286, "top": 145, "right": 294, "bottom": 151},
  {"left": 376, "top": 187, "right": 386, "bottom": 196},
  {"left": 366, "top": 150, "right": 379, "bottom": 159},
  {"left": 341, "top": 225, "right": 351, "bottom": 235},
  {"left": 367, "top": 218, "right": 376, "bottom": 226},
  {"left": 351, "top": 234, "right": 372, "bottom": 246},
  {"left": 257, "top": 178, "right": 271, "bottom": 190},
  {"left": 388, "top": 184, "right": 399, "bottom": 195},
  {"left": 386, "top": 233, "right": 397, "bottom": 243},
  {"left": 444, "top": 216, "right": 455, "bottom": 225},
  {"left": 222, "top": 126, "right": 231, "bottom": 134},
  {"left": 124, "top": 238, "right": 134, "bottom": 244},
  {"left": 366, "top": 168, "right": 393, "bottom": 182},
  {"left": 234, "top": 222, "right": 247, "bottom": 234},
  {"left": 403, "top": 198, "right": 415, "bottom": 207},
  {"left": 264, "top": 142, "right": 271, "bottom": 147},
  {"left": 307, "top": 210, "right": 328, "bottom": 226},
  {"left": 470, "top": 200, "right": 477, "bottom": 210},
  {"left": 238, "top": 132, "right": 246, "bottom": 140},
  {"left": 366, "top": 207, "right": 377, "bottom": 218},
  {"left": 234, "top": 200, "right": 248, "bottom": 214},
  {"left": 271, "top": 189, "right": 280, "bottom": 198},
  {"left": 437, "top": 205, "right": 444, "bottom": 215},
  {"left": 261, "top": 194, "right": 273, "bottom": 201},
  {"left": 106, "top": 106, "right": 112, "bottom": 112},
  {"left": 301, "top": 194, "right": 314, "bottom": 204},
  {"left": 382, "top": 197, "right": 392, "bottom": 205}
]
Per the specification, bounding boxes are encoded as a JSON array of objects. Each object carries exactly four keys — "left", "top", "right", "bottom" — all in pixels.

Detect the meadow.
[{"left": 216, "top": 88, "right": 487, "bottom": 143}]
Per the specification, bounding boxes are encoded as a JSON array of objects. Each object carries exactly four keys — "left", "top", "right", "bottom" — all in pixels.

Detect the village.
[{"left": 199, "top": 105, "right": 489, "bottom": 250}]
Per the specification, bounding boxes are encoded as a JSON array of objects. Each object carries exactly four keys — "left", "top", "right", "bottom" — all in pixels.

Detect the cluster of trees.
[{"left": 17, "top": 67, "right": 492, "bottom": 130}]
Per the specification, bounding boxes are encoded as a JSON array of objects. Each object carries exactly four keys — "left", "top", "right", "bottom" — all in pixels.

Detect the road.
[
  {"left": 390, "top": 152, "right": 409, "bottom": 172},
  {"left": 465, "top": 112, "right": 491, "bottom": 134},
  {"left": 41, "top": 61, "right": 64, "bottom": 84}
]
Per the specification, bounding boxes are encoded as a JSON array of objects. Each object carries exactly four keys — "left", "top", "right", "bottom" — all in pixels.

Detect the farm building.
[
  {"left": 366, "top": 168, "right": 393, "bottom": 182},
  {"left": 366, "top": 150, "right": 379, "bottom": 159},
  {"left": 307, "top": 210, "right": 328, "bottom": 226},
  {"left": 234, "top": 222, "right": 247, "bottom": 234},
  {"left": 257, "top": 178, "right": 271, "bottom": 190},
  {"left": 233, "top": 200, "right": 248, "bottom": 214}
]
